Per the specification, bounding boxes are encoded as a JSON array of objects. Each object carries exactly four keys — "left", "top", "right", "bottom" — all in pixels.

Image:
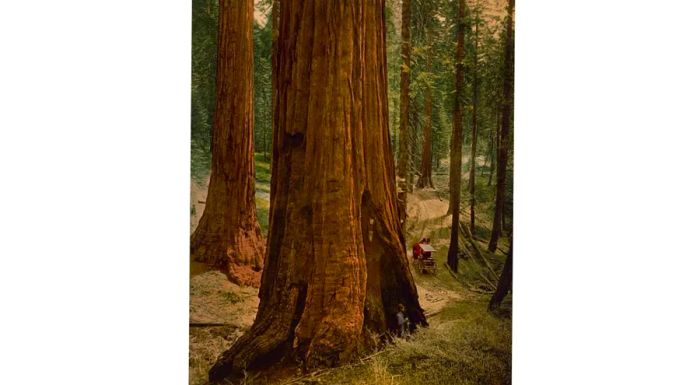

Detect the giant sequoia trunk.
[
  {"left": 190, "top": 0, "right": 265, "bottom": 287},
  {"left": 447, "top": 0, "right": 466, "bottom": 272},
  {"left": 397, "top": 0, "right": 411, "bottom": 224},
  {"left": 488, "top": 0, "right": 514, "bottom": 252},
  {"left": 468, "top": 8, "right": 479, "bottom": 233},
  {"left": 417, "top": 23, "right": 434, "bottom": 189},
  {"left": 209, "top": 1, "right": 426, "bottom": 381}
]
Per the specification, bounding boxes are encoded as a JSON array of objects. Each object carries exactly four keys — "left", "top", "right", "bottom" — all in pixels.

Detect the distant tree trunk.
[
  {"left": 487, "top": 112, "right": 498, "bottom": 186},
  {"left": 397, "top": 0, "right": 411, "bottom": 225},
  {"left": 191, "top": 0, "right": 265, "bottom": 287},
  {"left": 489, "top": 236, "right": 513, "bottom": 311},
  {"left": 417, "top": 24, "right": 434, "bottom": 189},
  {"left": 488, "top": 0, "right": 514, "bottom": 252},
  {"left": 408, "top": 99, "right": 419, "bottom": 192},
  {"left": 468, "top": 7, "right": 479, "bottom": 234},
  {"left": 447, "top": 0, "right": 466, "bottom": 272},
  {"left": 209, "top": 1, "right": 426, "bottom": 381},
  {"left": 482, "top": 117, "right": 493, "bottom": 176},
  {"left": 267, "top": 0, "right": 278, "bottom": 163}
]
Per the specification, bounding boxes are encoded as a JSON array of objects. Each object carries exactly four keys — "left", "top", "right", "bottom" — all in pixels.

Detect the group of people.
[{"left": 412, "top": 238, "right": 432, "bottom": 260}]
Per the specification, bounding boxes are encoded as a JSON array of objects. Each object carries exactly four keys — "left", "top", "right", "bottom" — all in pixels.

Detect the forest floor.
[{"left": 189, "top": 159, "right": 511, "bottom": 385}]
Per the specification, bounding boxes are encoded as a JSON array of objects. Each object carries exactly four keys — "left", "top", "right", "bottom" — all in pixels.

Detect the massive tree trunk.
[
  {"left": 209, "top": 1, "right": 426, "bottom": 381},
  {"left": 447, "top": 0, "right": 466, "bottom": 272},
  {"left": 417, "top": 22, "right": 434, "bottom": 189},
  {"left": 397, "top": 0, "right": 411, "bottom": 225},
  {"left": 489, "top": 236, "right": 513, "bottom": 311},
  {"left": 468, "top": 7, "right": 479, "bottom": 233},
  {"left": 488, "top": 0, "right": 514, "bottom": 252},
  {"left": 190, "top": 0, "right": 265, "bottom": 287}
]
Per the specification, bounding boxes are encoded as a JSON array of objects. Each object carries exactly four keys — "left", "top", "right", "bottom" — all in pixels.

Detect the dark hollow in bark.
[
  {"left": 190, "top": 0, "right": 265, "bottom": 287},
  {"left": 209, "top": 1, "right": 426, "bottom": 382}
]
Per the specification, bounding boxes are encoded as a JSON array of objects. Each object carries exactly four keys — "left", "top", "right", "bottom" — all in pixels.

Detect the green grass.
[
  {"left": 255, "top": 197, "right": 269, "bottom": 235},
  {"left": 254, "top": 153, "right": 271, "bottom": 234},
  {"left": 254, "top": 153, "right": 271, "bottom": 194},
  {"left": 296, "top": 298, "right": 511, "bottom": 385}
]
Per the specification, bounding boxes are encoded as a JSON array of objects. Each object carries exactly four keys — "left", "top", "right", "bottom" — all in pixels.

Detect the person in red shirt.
[{"left": 412, "top": 238, "right": 426, "bottom": 260}]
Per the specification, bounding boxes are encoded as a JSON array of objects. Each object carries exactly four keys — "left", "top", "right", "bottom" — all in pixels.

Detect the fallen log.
[
  {"left": 189, "top": 322, "right": 236, "bottom": 327},
  {"left": 458, "top": 221, "right": 500, "bottom": 281}
]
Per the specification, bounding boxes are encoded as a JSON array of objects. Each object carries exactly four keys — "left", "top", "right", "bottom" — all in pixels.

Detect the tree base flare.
[{"left": 191, "top": 228, "right": 265, "bottom": 288}]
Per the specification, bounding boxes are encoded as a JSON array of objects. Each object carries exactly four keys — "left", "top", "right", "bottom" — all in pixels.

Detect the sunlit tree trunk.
[
  {"left": 209, "top": 1, "right": 426, "bottom": 381},
  {"left": 447, "top": 0, "right": 466, "bottom": 272},
  {"left": 488, "top": 0, "right": 514, "bottom": 252},
  {"left": 190, "top": 0, "right": 265, "bottom": 287},
  {"left": 397, "top": 0, "right": 411, "bottom": 225}
]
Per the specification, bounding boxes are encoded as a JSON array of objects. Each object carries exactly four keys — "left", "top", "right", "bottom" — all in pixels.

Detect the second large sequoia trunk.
[
  {"left": 190, "top": 0, "right": 265, "bottom": 287},
  {"left": 209, "top": 1, "right": 426, "bottom": 381}
]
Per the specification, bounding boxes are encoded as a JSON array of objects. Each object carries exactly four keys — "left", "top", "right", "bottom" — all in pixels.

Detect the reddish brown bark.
[
  {"left": 397, "top": 0, "right": 411, "bottom": 225},
  {"left": 209, "top": 1, "right": 426, "bottom": 381},
  {"left": 488, "top": 0, "right": 514, "bottom": 252},
  {"left": 190, "top": 0, "right": 264, "bottom": 287},
  {"left": 447, "top": 0, "right": 466, "bottom": 272}
]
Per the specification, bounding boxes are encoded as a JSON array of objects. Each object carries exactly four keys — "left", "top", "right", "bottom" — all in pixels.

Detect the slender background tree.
[
  {"left": 488, "top": 0, "right": 514, "bottom": 252},
  {"left": 447, "top": 0, "right": 467, "bottom": 272}
]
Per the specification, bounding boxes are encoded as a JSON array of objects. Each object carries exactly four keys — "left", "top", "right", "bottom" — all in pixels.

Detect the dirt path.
[
  {"left": 405, "top": 189, "right": 466, "bottom": 317},
  {"left": 405, "top": 189, "right": 452, "bottom": 248}
]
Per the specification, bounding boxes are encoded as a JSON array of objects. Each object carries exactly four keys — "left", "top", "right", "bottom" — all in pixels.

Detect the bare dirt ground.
[
  {"left": 189, "top": 271, "right": 259, "bottom": 385},
  {"left": 405, "top": 188, "right": 452, "bottom": 249}
]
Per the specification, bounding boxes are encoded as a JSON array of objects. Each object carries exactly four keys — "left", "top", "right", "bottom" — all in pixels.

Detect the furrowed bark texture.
[
  {"left": 190, "top": 0, "right": 265, "bottom": 287},
  {"left": 209, "top": 1, "right": 426, "bottom": 381},
  {"left": 488, "top": 0, "right": 514, "bottom": 252},
  {"left": 397, "top": 0, "right": 411, "bottom": 224},
  {"left": 447, "top": 0, "right": 466, "bottom": 272}
]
